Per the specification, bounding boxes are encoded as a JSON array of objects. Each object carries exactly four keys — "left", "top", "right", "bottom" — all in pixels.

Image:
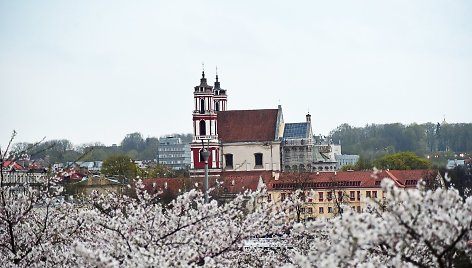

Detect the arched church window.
[
  {"left": 215, "top": 101, "right": 220, "bottom": 112},
  {"left": 199, "top": 120, "right": 206, "bottom": 136},
  {"left": 200, "top": 99, "right": 205, "bottom": 114}
]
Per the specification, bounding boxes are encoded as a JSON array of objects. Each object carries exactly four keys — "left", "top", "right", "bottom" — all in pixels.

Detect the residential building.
[
  {"left": 336, "top": 154, "right": 360, "bottom": 170},
  {"left": 446, "top": 159, "right": 465, "bottom": 170},
  {"left": 265, "top": 169, "right": 441, "bottom": 220},
  {"left": 158, "top": 136, "right": 191, "bottom": 170},
  {"left": 66, "top": 175, "right": 126, "bottom": 196}
]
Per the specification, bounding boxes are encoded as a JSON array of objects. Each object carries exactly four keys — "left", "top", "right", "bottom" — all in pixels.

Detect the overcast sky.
[{"left": 1, "top": 0, "right": 471, "bottom": 147}]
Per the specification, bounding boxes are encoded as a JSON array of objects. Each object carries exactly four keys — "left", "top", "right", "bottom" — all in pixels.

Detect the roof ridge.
[{"left": 385, "top": 170, "right": 405, "bottom": 188}]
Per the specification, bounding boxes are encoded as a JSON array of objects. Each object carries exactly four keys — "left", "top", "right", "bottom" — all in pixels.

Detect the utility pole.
[{"left": 200, "top": 140, "right": 210, "bottom": 203}]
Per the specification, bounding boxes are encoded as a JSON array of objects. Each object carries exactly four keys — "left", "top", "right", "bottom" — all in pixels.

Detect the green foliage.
[
  {"left": 355, "top": 156, "right": 373, "bottom": 171},
  {"left": 101, "top": 154, "right": 137, "bottom": 178},
  {"left": 341, "top": 156, "right": 372, "bottom": 171},
  {"left": 341, "top": 164, "right": 356, "bottom": 171},
  {"left": 373, "top": 152, "right": 431, "bottom": 170},
  {"left": 121, "top": 132, "right": 145, "bottom": 152},
  {"left": 330, "top": 122, "right": 472, "bottom": 160}
]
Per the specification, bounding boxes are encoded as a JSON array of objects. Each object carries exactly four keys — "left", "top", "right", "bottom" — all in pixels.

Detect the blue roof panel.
[{"left": 283, "top": 123, "right": 309, "bottom": 139}]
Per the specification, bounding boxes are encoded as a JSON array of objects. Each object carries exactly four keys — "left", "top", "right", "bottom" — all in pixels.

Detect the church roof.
[
  {"left": 283, "top": 122, "right": 310, "bottom": 139},
  {"left": 217, "top": 109, "right": 279, "bottom": 142}
]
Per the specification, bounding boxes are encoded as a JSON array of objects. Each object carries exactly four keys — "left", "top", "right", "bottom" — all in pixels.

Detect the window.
[
  {"left": 357, "top": 191, "right": 361, "bottom": 201},
  {"left": 281, "top": 193, "right": 286, "bottom": 201},
  {"left": 225, "top": 154, "right": 233, "bottom": 169},
  {"left": 372, "top": 191, "right": 377, "bottom": 198},
  {"left": 319, "top": 207, "right": 324, "bottom": 214},
  {"left": 307, "top": 207, "right": 313, "bottom": 214},
  {"left": 254, "top": 153, "right": 263, "bottom": 167},
  {"left": 338, "top": 191, "right": 343, "bottom": 201},
  {"left": 366, "top": 191, "right": 371, "bottom": 198},
  {"left": 215, "top": 101, "right": 220, "bottom": 111},
  {"left": 199, "top": 149, "right": 204, "bottom": 162},
  {"left": 350, "top": 191, "right": 355, "bottom": 201},
  {"left": 200, "top": 99, "right": 205, "bottom": 114},
  {"left": 199, "top": 120, "right": 206, "bottom": 136},
  {"left": 327, "top": 192, "right": 333, "bottom": 201},
  {"left": 328, "top": 207, "right": 333, "bottom": 213},
  {"left": 357, "top": 206, "right": 361, "bottom": 213},
  {"left": 319, "top": 192, "right": 324, "bottom": 202},
  {"left": 267, "top": 194, "right": 272, "bottom": 202}
]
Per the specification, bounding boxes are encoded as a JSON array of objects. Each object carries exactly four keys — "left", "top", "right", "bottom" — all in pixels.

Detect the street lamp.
[{"left": 200, "top": 140, "right": 210, "bottom": 203}]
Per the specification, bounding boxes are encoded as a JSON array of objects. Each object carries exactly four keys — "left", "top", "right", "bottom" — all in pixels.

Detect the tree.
[
  {"left": 288, "top": 179, "right": 472, "bottom": 267},
  {"left": 120, "top": 132, "right": 145, "bottom": 153},
  {"left": 373, "top": 151, "right": 431, "bottom": 170},
  {"left": 101, "top": 154, "right": 137, "bottom": 178}
]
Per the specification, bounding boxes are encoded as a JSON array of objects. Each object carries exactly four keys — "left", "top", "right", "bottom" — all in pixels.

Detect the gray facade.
[
  {"left": 282, "top": 114, "right": 314, "bottom": 172},
  {"left": 335, "top": 154, "right": 360, "bottom": 170},
  {"left": 158, "top": 137, "right": 191, "bottom": 170}
]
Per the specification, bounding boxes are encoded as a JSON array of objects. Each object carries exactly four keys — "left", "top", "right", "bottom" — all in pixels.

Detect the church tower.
[
  {"left": 213, "top": 71, "right": 228, "bottom": 112},
  {"left": 190, "top": 71, "right": 223, "bottom": 171}
]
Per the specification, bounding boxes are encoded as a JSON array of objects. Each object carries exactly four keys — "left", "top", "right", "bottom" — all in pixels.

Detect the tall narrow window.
[
  {"left": 199, "top": 120, "right": 206, "bottom": 136},
  {"left": 225, "top": 154, "right": 233, "bottom": 169},
  {"left": 215, "top": 101, "right": 220, "bottom": 111},
  {"left": 254, "top": 153, "right": 263, "bottom": 167},
  {"left": 200, "top": 99, "right": 205, "bottom": 114}
]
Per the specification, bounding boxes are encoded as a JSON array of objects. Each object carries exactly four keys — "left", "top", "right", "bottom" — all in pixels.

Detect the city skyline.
[{"left": 1, "top": 1, "right": 471, "bottom": 146}]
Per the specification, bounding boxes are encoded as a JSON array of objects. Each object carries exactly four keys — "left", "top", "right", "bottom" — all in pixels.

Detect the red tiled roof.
[
  {"left": 135, "top": 170, "right": 436, "bottom": 198},
  {"left": 2, "top": 161, "right": 24, "bottom": 171},
  {"left": 266, "top": 170, "right": 435, "bottom": 190},
  {"left": 217, "top": 109, "right": 279, "bottom": 142},
  {"left": 139, "top": 171, "right": 273, "bottom": 197},
  {"left": 385, "top": 169, "right": 436, "bottom": 188}
]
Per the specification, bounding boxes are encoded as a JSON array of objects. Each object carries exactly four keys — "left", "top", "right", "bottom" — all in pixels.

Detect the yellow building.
[
  {"left": 265, "top": 170, "right": 438, "bottom": 220},
  {"left": 67, "top": 175, "right": 126, "bottom": 196}
]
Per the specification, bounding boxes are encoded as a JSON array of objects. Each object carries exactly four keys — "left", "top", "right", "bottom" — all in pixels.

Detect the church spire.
[{"left": 214, "top": 66, "right": 221, "bottom": 90}]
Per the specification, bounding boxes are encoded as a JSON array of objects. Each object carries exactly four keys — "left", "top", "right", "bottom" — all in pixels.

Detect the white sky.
[{"left": 1, "top": 0, "right": 471, "bottom": 146}]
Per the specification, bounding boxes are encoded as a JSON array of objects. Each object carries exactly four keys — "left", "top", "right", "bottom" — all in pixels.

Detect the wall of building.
[
  {"left": 267, "top": 187, "right": 385, "bottom": 220},
  {"left": 221, "top": 142, "right": 281, "bottom": 171},
  {"left": 158, "top": 137, "right": 191, "bottom": 170}
]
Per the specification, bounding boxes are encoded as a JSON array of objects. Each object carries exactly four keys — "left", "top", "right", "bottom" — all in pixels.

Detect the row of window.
[
  {"left": 159, "top": 147, "right": 187, "bottom": 152},
  {"left": 270, "top": 190, "right": 381, "bottom": 203},
  {"left": 272, "top": 181, "right": 362, "bottom": 189},
  {"left": 159, "top": 154, "right": 187, "bottom": 158},
  {"left": 198, "top": 99, "right": 222, "bottom": 114},
  {"left": 299, "top": 206, "right": 363, "bottom": 214},
  {"left": 224, "top": 153, "right": 263, "bottom": 169}
]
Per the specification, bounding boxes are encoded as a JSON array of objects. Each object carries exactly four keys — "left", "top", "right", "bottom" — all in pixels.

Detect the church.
[{"left": 190, "top": 71, "right": 284, "bottom": 176}]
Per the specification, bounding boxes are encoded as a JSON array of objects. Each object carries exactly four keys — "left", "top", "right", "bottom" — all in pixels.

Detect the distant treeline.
[
  {"left": 9, "top": 133, "right": 193, "bottom": 165},
  {"left": 330, "top": 122, "right": 472, "bottom": 159}
]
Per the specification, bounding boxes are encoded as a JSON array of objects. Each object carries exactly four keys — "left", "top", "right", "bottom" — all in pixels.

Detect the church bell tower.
[{"left": 190, "top": 70, "right": 227, "bottom": 172}]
